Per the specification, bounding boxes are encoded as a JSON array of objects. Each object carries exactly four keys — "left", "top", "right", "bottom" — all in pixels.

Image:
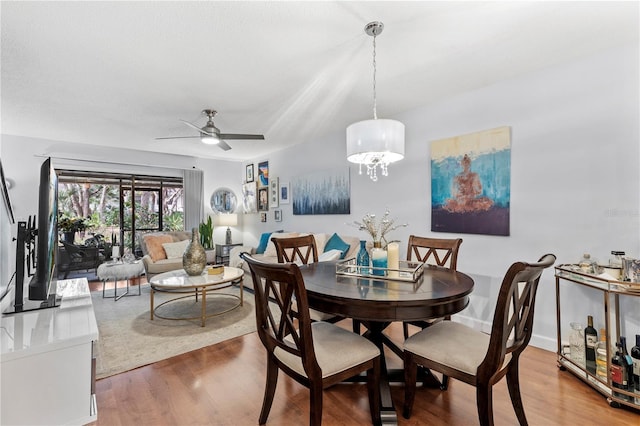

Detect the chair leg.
[
  {"left": 440, "top": 374, "right": 450, "bottom": 390},
  {"left": 403, "top": 322, "right": 410, "bottom": 340},
  {"left": 353, "top": 319, "right": 361, "bottom": 334},
  {"left": 259, "top": 355, "right": 279, "bottom": 425},
  {"left": 309, "top": 382, "right": 323, "bottom": 426},
  {"left": 403, "top": 351, "right": 418, "bottom": 419},
  {"left": 367, "top": 357, "right": 382, "bottom": 426},
  {"left": 506, "top": 360, "right": 528, "bottom": 426},
  {"left": 476, "top": 383, "right": 494, "bottom": 426}
]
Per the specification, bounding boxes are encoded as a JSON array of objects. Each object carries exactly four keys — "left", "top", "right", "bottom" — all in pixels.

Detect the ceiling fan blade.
[
  {"left": 179, "top": 119, "right": 215, "bottom": 137},
  {"left": 218, "top": 133, "right": 265, "bottom": 140},
  {"left": 154, "top": 136, "right": 201, "bottom": 140},
  {"left": 217, "top": 140, "right": 232, "bottom": 151}
]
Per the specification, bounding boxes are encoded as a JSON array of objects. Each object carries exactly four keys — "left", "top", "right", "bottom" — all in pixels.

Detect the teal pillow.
[
  {"left": 324, "top": 233, "right": 350, "bottom": 259},
  {"left": 256, "top": 232, "right": 272, "bottom": 254}
]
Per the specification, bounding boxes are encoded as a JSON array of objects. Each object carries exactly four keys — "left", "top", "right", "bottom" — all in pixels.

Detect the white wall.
[
  {"left": 1, "top": 44, "right": 638, "bottom": 351},
  {"left": 240, "top": 44, "right": 640, "bottom": 350}
]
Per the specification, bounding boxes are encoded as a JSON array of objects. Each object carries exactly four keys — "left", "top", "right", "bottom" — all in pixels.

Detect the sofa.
[
  {"left": 229, "top": 231, "right": 364, "bottom": 291},
  {"left": 140, "top": 231, "right": 216, "bottom": 279}
]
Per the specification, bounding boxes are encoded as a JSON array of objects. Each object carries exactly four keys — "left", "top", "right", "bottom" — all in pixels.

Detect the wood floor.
[{"left": 88, "top": 294, "right": 639, "bottom": 426}]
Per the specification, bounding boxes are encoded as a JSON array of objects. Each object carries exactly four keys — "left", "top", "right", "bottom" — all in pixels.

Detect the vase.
[
  {"left": 371, "top": 246, "right": 388, "bottom": 277},
  {"left": 356, "top": 240, "right": 370, "bottom": 275},
  {"left": 183, "top": 227, "right": 207, "bottom": 276},
  {"left": 62, "top": 231, "right": 75, "bottom": 244}
]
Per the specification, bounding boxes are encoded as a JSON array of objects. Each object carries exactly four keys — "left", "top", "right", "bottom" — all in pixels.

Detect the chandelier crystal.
[{"left": 346, "top": 21, "right": 405, "bottom": 182}]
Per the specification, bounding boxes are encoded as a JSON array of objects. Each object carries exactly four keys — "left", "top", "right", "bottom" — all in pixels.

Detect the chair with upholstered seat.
[
  {"left": 402, "top": 253, "right": 556, "bottom": 426},
  {"left": 272, "top": 235, "right": 344, "bottom": 324},
  {"left": 240, "top": 252, "right": 382, "bottom": 426}
]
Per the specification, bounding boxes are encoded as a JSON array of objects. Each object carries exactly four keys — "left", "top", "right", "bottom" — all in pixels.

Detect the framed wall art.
[
  {"left": 270, "top": 177, "right": 279, "bottom": 207},
  {"left": 242, "top": 182, "right": 258, "bottom": 214},
  {"left": 258, "top": 160, "right": 269, "bottom": 187},
  {"left": 258, "top": 187, "right": 269, "bottom": 211},
  {"left": 245, "top": 164, "right": 254, "bottom": 183},
  {"left": 274, "top": 209, "right": 282, "bottom": 222},
  {"left": 431, "top": 126, "right": 511, "bottom": 236},
  {"left": 279, "top": 182, "right": 290, "bottom": 204},
  {"left": 292, "top": 167, "right": 350, "bottom": 215},
  {"left": 260, "top": 212, "right": 267, "bottom": 223}
]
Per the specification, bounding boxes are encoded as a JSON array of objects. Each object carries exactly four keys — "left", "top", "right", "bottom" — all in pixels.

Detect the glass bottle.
[
  {"left": 611, "top": 340, "right": 631, "bottom": 402},
  {"left": 631, "top": 334, "right": 640, "bottom": 404},
  {"left": 578, "top": 253, "right": 597, "bottom": 274},
  {"left": 584, "top": 316, "right": 598, "bottom": 375},
  {"left": 621, "top": 336, "right": 635, "bottom": 399},
  {"left": 356, "top": 240, "right": 371, "bottom": 275},
  {"left": 569, "top": 322, "right": 585, "bottom": 367},
  {"left": 595, "top": 328, "right": 608, "bottom": 381}
]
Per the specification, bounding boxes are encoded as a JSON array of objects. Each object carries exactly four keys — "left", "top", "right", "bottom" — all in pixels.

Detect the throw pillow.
[
  {"left": 162, "top": 240, "right": 190, "bottom": 259},
  {"left": 323, "top": 233, "right": 350, "bottom": 259},
  {"left": 263, "top": 232, "right": 300, "bottom": 257},
  {"left": 255, "top": 232, "right": 272, "bottom": 254},
  {"left": 318, "top": 249, "right": 342, "bottom": 262},
  {"left": 143, "top": 234, "right": 173, "bottom": 262}
]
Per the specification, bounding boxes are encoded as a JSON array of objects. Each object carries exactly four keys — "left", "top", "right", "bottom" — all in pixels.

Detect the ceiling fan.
[{"left": 155, "top": 109, "right": 265, "bottom": 151}]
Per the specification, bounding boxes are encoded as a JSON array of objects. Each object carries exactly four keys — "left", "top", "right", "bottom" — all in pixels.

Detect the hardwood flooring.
[{"left": 88, "top": 304, "right": 639, "bottom": 426}]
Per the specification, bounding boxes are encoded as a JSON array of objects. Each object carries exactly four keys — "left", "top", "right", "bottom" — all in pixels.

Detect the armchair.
[{"left": 58, "top": 241, "right": 105, "bottom": 278}]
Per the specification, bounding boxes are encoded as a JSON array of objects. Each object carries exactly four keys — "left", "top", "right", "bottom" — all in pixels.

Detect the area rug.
[{"left": 92, "top": 283, "right": 256, "bottom": 379}]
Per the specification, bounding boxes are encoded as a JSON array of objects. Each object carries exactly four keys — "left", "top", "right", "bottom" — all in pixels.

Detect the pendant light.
[{"left": 346, "top": 21, "right": 405, "bottom": 182}]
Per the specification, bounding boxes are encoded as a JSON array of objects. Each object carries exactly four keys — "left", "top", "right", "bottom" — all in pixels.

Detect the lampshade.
[
  {"left": 216, "top": 213, "right": 237, "bottom": 227},
  {"left": 346, "top": 119, "right": 405, "bottom": 165}
]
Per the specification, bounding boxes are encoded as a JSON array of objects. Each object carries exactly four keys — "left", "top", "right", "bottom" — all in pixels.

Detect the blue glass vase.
[{"left": 356, "top": 240, "right": 370, "bottom": 274}]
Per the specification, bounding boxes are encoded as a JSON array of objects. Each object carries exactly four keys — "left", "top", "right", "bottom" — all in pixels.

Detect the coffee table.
[{"left": 149, "top": 267, "right": 244, "bottom": 327}]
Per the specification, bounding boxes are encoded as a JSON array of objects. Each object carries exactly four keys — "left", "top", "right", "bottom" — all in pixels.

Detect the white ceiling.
[{"left": 1, "top": 1, "right": 638, "bottom": 162}]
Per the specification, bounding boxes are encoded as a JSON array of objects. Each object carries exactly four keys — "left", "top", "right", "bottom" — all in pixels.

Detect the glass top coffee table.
[{"left": 149, "top": 267, "right": 244, "bottom": 327}]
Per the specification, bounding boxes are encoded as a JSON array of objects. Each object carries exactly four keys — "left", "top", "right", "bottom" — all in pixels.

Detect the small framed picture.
[
  {"left": 260, "top": 212, "right": 267, "bottom": 222},
  {"left": 274, "top": 209, "right": 282, "bottom": 222},
  {"left": 258, "top": 160, "right": 269, "bottom": 187},
  {"left": 280, "top": 182, "right": 290, "bottom": 205},
  {"left": 258, "top": 187, "right": 269, "bottom": 211},
  {"left": 270, "top": 177, "right": 279, "bottom": 207},
  {"left": 245, "top": 164, "right": 254, "bottom": 183}
]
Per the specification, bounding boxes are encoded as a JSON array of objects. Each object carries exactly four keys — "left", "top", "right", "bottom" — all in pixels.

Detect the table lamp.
[{"left": 217, "top": 213, "right": 238, "bottom": 244}]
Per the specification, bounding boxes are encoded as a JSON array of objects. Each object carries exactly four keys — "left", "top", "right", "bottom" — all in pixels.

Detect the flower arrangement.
[
  {"left": 350, "top": 209, "right": 408, "bottom": 247},
  {"left": 58, "top": 215, "right": 88, "bottom": 233}
]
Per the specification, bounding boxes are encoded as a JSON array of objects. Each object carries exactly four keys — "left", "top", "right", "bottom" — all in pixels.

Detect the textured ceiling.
[{"left": 1, "top": 1, "right": 638, "bottom": 161}]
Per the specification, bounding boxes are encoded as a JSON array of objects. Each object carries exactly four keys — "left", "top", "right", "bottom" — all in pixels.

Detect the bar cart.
[{"left": 555, "top": 264, "right": 639, "bottom": 409}]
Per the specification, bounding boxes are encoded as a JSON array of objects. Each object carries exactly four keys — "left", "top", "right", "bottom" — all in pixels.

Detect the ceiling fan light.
[{"left": 201, "top": 134, "right": 219, "bottom": 145}]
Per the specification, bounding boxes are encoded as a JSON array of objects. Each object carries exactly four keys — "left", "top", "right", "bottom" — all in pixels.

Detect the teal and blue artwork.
[
  {"left": 431, "top": 127, "right": 511, "bottom": 236},
  {"left": 293, "top": 167, "right": 350, "bottom": 215}
]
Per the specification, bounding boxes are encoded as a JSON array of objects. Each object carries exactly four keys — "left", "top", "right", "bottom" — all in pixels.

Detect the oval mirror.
[{"left": 210, "top": 187, "right": 237, "bottom": 213}]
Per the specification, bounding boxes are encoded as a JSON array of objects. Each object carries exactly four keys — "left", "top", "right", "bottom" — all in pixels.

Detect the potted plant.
[
  {"left": 199, "top": 216, "right": 214, "bottom": 250},
  {"left": 58, "top": 215, "right": 88, "bottom": 244}
]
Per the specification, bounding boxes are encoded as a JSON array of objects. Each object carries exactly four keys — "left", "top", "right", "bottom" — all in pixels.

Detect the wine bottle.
[
  {"left": 611, "top": 343, "right": 630, "bottom": 401},
  {"left": 584, "top": 316, "right": 598, "bottom": 374},
  {"left": 631, "top": 335, "right": 640, "bottom": 404},
  {"left": 621, "top": 336, "right": 635, "bottom": 399}
]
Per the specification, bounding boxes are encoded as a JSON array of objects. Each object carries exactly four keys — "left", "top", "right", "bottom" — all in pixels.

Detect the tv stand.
[{"left": 1, "top": 277, "right": 98, "bottom": 425}]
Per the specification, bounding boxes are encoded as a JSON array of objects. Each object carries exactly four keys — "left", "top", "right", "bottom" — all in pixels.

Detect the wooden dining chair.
[
  {"left": 272, "top": 235, "right": 344, "bottom": 324},
  {"left": 402, "top": 253, "right": 556, "bottom": 426},
  {"left": 240, "top": 252, "right": 382, "bottom": 426},
  {"left": 401, "top": 235, "right": 463, "bottom": 389}
]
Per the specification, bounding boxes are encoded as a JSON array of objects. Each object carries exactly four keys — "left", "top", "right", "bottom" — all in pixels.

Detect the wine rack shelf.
[{"left": 555, "top": 265, "right": 640, "bottom": 409}]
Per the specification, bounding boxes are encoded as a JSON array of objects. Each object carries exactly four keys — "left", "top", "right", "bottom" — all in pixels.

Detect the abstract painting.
[
  {"left": 293, "top": 167, "right": 350, "bottom": 215},
  {"left": 431, "top": 126, "right": 511, "bottom": 236},
  {"left": 242, "top": 182, "right": 257, "bottom": 214},
  {"left": 279, "top": 182, "right": 290, "bottom": 204},
  {"left": 258, "top": 161, "right": 269, "bottom": 187}
]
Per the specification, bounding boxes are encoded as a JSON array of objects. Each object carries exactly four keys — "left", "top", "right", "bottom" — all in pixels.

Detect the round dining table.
[{"left": 298, "top": 261, "right": 475, "bottom": 425}]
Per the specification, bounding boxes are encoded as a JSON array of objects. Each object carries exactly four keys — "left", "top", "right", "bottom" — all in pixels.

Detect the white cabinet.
[
  {"left": 555, "top": 265, "right": 639, "bottom": 409},
  {"left": 1, "top": 278, "right": 99, "bottom": 425}
]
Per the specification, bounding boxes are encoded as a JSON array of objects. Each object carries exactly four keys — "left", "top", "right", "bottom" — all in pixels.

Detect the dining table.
[{"left": 298, "top": 260, "right": 475, "bottom": 425}]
